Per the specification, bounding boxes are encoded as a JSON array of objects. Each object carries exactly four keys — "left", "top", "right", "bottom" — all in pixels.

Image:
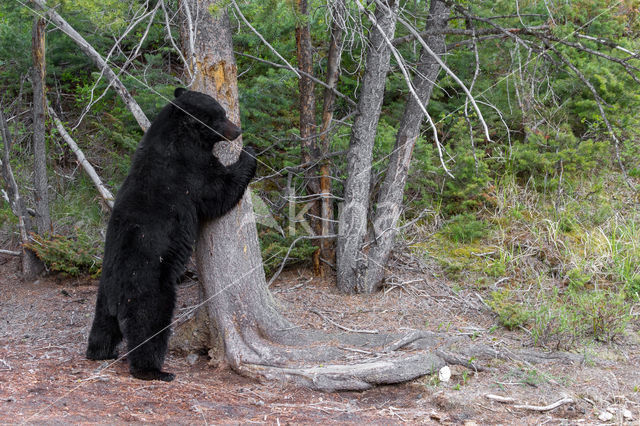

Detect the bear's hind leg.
[
  {"left": 86, "top": 290, "right": 122, "bottom": 360},
  {"left": 121, "top": 291, "right": 175, "bottom": 382}
]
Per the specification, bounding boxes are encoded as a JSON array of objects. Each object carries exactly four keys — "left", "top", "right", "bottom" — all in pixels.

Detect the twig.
[{"left": 310, "top": 310, "right": 379, "bottom": 334}]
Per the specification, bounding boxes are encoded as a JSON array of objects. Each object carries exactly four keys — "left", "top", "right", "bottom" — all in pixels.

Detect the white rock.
[
  {"left": 438, "top": 366, "right": 451, "bottom": 382},
  {"left": 623, "top": 409, "right": 633, "bottom": 420},
  {"left": 598, "top": 411, "right": 613, "bottom": 422}
]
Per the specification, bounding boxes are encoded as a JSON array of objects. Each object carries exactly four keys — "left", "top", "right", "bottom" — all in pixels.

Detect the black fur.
[{"left": 86, "top": 89, "right": 256, "bottom": 382}]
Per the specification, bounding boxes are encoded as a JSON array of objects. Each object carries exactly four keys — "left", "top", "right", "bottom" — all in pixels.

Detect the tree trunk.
[
  {"left": 179, "top": 0, "right": 296, "bottom": 364},
  {"left": 361, "top": 0, "right": 450, "bottom": 292},
  {"left": 31, "top": 16, "right": 50, "bottom": 234},
  {"left": 336, "top": 0, "right": 398, "bottom": 293},
  {"left": 317, "top": 0, "right": 345, "bottom": 273},
  {"left": 30, "top": 0, "right": 151, "bottom": 131},
  {"left": 0, "top": 109, "right": 44, "bottom": 280},
  {"left": 294, "top": 0, "right": 323, "bottom": 275}
]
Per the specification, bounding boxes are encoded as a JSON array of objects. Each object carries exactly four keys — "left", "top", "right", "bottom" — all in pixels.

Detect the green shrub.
[{"left": 26, "top": 232, "right": 102, "bottom": 277}]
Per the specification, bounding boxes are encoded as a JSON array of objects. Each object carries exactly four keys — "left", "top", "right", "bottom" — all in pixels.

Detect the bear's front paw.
[{"left": 242, "top": 145, "right": 256, "bottom": 159}]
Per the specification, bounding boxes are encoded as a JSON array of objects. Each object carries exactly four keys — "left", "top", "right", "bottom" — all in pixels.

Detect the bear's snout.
[{"left": 222, "top": 119, "right": 242, "bottom": 141}]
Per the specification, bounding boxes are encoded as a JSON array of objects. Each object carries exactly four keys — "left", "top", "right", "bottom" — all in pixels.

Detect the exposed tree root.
[{"left": 172, "top": 304, "right": 584, "bottom": 392}]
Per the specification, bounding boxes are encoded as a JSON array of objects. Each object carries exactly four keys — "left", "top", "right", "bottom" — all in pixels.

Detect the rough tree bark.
[
  {"left": 361, "top": 0, "right": 450, "bottom": 293},
  {"left": 316, "top": 0, "right": 346, "bottom": 272},
  {"left": 31, "top": 0, "right": 151, "bottom": 131},
  {"left": 294, "top": 0, "right": 324, "bottom": 276},
  {"left": 31, "top": 16, "right": 51, "bottom": 234},
  {"left": 337, "top": 0, "right": 399, "bottom": 293},
  {"left": 0, "top": 109, "right": 44, "bottom": 280}
]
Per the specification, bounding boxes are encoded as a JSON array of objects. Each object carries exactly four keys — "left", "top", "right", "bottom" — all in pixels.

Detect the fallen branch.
[
  {"left": 485, "top": 394, "right": 516, "bottom": 403},
  {"left": 29, "top": 0, "right": 150, "bottom": 131},
  {"left": 47, "top": 105, "right": 115, "bottom": 209},
  {"left": 486, "top": 394, "right": 574, "bottom": 411},
  {"left": 514, "top": 397, "right": 573, "bottom": 411},
  {"left": 0, "top": 249, "right": 21, "bottom": 256}
]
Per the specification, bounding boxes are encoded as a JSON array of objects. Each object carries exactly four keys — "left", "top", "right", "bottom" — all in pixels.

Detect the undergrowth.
[
  {"left": 423, "top": 172, "right": 639, "bottom": 350},
  {"left": 26, "top": 232, "right": 102, "bottom": 277}
]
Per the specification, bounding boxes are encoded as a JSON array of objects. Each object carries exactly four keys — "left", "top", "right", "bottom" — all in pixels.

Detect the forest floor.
[{"left": 1, "top": 254, "right": 640, "bottom": 424}]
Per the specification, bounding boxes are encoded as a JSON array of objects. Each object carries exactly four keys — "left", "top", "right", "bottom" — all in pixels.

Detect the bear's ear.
[{"left": 174, "top": 87, "right": 188, "bottom": 98}]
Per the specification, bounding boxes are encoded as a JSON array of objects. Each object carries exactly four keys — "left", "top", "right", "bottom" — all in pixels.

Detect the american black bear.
[{"left": 86, "top": 88, "right": 256, "bottom": 381}]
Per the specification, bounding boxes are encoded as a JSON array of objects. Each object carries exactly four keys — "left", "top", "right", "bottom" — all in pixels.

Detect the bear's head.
[{"left": 173, "top": 88, "right": 242, "bottom": 144}]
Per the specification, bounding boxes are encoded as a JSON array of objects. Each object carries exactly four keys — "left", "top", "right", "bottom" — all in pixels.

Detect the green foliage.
[
  {"left": 258, "top": 229, "right": 317, "bottom": 278},
  {"left": 509, "top": 126, "right": 610, "bottom": 192},
  {"left": 26, "top": 232, "right": 102, "bottom": 277},
  {"left": 442, "top": 214, "right": 488, "bottom": 244}
]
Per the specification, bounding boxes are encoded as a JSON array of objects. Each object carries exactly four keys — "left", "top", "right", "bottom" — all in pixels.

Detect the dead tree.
[
  {"left": 336, "top": 0, "right": 399, "bottom": 293},
  {"left": 31, "top": 16, "right": 50, "bottom": 234},
  {"left": 0, "top": 109, "right": 44, "bottom": 279}
]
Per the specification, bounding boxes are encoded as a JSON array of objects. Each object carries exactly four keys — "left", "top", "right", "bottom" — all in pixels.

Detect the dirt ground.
[{"left": 1, "top": 254, "right": 640, "bottom": 424}]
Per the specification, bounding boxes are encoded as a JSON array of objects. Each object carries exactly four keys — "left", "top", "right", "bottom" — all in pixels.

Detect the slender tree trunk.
[
  {"left": 362, "top": 0, "right": 450, "bottom": 292},
  {"left": 30, "top": 0, "right": 151, "bottom": 131},
  {"left": 31, "top": 16, "right": 50, "bottom": 234},
  {"left": 294, "top": 0, "right": 323, "bottom": 275},
  {"left": 336, "top": 0, "right": 398, "bottom": 293},
  {"left": 317, "top": 0, "right": 345, "bottom": 273},
  {"left": 0, "top": 109, "right": 43, "bottom": 280}
]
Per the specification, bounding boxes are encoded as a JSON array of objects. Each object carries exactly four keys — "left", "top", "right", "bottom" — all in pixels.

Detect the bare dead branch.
[
  {"left": 47, "top": 105, "right": 115, "bottom": 209},
  {"left": 576, "top": 33, "right": 636, "bottom": 56},
  {"left": 392, "top": 25, "right": 549, "bottom": 45},
  {"left": 73, "top": 2, "right": 159, "bottom": 130},
  {"left": 539, "top": 33, "right": 640, "bottom": 85},
  {"left": 0, "top": 249, "right": 21, "bottom": 256},
  {"left": 0, "top": 109, "right": 30, "bottom": 244},
  {"left": 514, "top": 397, "right": 574, "bottom": 411}
]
